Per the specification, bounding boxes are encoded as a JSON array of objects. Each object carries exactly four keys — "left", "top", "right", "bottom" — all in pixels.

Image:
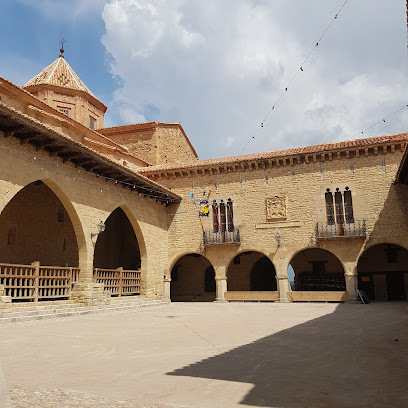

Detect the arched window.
[
  {"left": 227, "top": 198, "right": 234, "bottom": 231},
  {"left": 325, "top": 189, "right": 335, "bottom": 225},
  {"left": 212, "top": 200, "right": 219, "bottom": 233},
  {"left": 344, "top": 187, "right": 354, "bottom": 224},
  {"left": 219, "top": 200, "right": 226, "bottom": 232},
  {"left": 334, "top": 188, "right": 344, "bottom": 225}
]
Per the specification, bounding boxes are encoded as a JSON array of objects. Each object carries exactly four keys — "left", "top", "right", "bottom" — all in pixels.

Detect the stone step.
[{"left": 0, "top": 300, "right": 169, "bottom": 323}]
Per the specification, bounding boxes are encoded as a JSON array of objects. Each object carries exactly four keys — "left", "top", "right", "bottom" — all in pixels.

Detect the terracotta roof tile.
[
  {"left": 24, "top": 57, "right": 94, "bottom": 96},
  {"left": 138, "top": 133, "right": 408, "bottom": 174},
  {"left": 0, "top": 102, "right": 180, "bottom": 201}
]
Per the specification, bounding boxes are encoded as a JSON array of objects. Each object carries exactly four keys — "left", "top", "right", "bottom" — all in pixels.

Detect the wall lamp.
[
  {"left": 275, "top": 232, "right": 281, "bottom": 248},
  {"left": 91, "top": 220, "right": 106, "bottom": 239}
]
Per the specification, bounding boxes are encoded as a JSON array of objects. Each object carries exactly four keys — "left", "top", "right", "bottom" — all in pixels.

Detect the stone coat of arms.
[{"left": 266, "top": 195, "right": 287, "bottom": 220}]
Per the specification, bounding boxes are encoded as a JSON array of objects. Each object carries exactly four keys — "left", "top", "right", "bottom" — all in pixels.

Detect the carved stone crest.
[{"left": 266, "top": 196, "right": 287, "bottom": 220}]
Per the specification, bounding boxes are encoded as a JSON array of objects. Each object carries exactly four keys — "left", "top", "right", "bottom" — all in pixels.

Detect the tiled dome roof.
[{"left": 23, "top": 56, "right": 94, "bottom": 96}]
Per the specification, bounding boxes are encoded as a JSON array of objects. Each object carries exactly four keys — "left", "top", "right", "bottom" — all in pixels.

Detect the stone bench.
[
  {"left": 287, "top": 291, "right": 349, "bottom": 303},
  {"left": 224, "top": 291, "right": 279, "bottom": 302}
]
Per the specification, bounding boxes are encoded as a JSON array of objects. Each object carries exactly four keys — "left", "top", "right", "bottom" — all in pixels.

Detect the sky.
[{"left": 1, "top": 0, "right": 408, "bottom": 160}]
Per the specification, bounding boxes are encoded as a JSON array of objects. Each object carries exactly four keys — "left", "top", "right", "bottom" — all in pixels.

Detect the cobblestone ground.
[
  {"left": 9, "top": 386, "right": 141, "bottom": 408},
  {"left": 1, "top": 303, "right": 408, "bottom": 408}
]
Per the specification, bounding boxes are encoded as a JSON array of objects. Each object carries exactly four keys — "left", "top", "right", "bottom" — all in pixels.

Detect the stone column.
[
  {"left": 214, "top": 266, "right": 227, "bottom": 303},
  {"left": 344, "top": 263, "right": 358, "bottom": 303},
  {"left": 163, "top": 276, "right": 171, "bottom": 302},
  {"left": 0, "top": 285, "right": 11, "bottom": 312},
  {"left": 71, "top": 236, "right": 109, "bottom": 305},
  {"left": 276, "top": 275, "right": 290, "bottom": 303}
]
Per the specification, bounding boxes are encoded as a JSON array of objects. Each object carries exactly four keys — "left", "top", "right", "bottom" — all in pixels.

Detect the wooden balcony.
[
  {"left": 316, "top": 220, "right": 366, "bottom": 240},
  {"left": 0, "top": 262, "right": 79, "bottom": 302},
  {"left": 203, "top": 229, "right": 240, "bottom": 246},
  {"left": 93, "top": 267, "right": 141, "bottom": 296},
  {"left": 0, "top": 263, "right": 141, "bottom": 302}
]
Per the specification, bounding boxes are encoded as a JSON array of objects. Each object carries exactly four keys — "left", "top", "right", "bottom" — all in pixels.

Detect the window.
[
  {"left": 89, "top": 117, "right": 96, "bottom": 130},
  {"left": 344, "top": 187, "right": 354, "bottom": 223},
  {"left": 334, "top": 189, "right": 344, "bottom": 225},
  {"left": 227, "top": 198, "right": 234, "bottom": 231},
  {"left": 59, "top": 109, "right": 69, "bottom": 116},
  {"left": 324, "top": 187, "right": 355, "bottom": 226},
  {"left": 385, "top": 245, "right": 399, "bottom": 263},
  {"left": 212, "top": 199, "right": 235, "bottom": 233},
  {"left": 219, "top": 200, "right": 226, "bottom": 232},
  {"left": 312, "top": 261, "right": 326, "bottom": 274},
  {"left": 325, "top": 189, "right": 335, "bottom": 225},
  {"left": 58, "top": 208, "right": 64, "bottom": 223},
  {"left": 212, "top": 200, "right": 219, "bottom": 233}
]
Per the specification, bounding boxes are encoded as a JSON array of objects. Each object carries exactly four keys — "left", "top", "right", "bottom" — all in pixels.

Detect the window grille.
[
  {"left": 325, "top": 189, "right": 335, "bottom": 225},
  {"left": 219, "top": 200, "right": 226, "bottom": 232},
  {"left": 334, "top": 189, "right": 344, "bottom": 225},
  {"left": 89, "top": 117, "right": 96, "bottom": 130},
  {"left": 344, "top": 187, "right": 354, "bottom": 223},
  {"left": 212, "top": 200, "right": 219, "bottom": 233},
  {"left": 59, "top": 109, "right": 69, "bottom": 116},
  {"left": 227, "top": 198, "right": 234, "bottom": 231}
]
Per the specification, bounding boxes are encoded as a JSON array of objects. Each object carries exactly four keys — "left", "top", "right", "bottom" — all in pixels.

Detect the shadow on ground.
[{"left": 168, "top": 304, "right": 408, "bottom": 408}]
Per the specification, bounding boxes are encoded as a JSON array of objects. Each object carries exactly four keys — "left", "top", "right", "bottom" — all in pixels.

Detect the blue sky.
[{"left": 1, "top": 0, "right": 408, "bottom": 160}]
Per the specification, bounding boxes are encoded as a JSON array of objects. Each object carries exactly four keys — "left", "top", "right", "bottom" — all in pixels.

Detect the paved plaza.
[{"left": 0, "top": 302, "right": 408, "bottom": 408}]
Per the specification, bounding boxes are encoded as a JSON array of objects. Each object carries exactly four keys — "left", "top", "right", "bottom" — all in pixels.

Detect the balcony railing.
[
  {"left": 316, "top": 220, "right": 366, "bottom": 240},
  {"left": 203, "top": 229, "right": 240, "bottom": 246}
]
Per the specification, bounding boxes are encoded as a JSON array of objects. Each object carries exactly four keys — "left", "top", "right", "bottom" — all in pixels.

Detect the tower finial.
[{"left": 59, "top": 38, "right": 66, "bottom": 58}]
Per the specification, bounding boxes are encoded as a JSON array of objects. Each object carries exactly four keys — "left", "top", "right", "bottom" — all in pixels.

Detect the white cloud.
[{"left": 101, "top": 0, "right": 408, "bottom": 159}]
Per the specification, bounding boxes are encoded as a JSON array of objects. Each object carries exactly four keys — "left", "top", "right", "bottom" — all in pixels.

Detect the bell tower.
[{"left": 23, "top": 43, "right": 107, "bottom": 129}]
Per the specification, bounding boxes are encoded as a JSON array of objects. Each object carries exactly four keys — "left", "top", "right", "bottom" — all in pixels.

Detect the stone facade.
[
  {"left": 1, "top": 54, "right": 408, "bottom": 306},
  {"left": 99, "top": 122, "right": 198, "bottom": 165}
]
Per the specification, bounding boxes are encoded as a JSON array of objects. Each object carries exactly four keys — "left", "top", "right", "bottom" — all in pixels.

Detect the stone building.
[{"left": 0, "top": 48, "right": 407, "bottom": 306}]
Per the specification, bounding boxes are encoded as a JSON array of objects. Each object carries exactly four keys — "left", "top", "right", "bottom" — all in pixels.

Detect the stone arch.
[
  {"left": 119, "top": 204, "right": 147, "bottom": 271},
  {"left": 0, "top": 179, "right": 85, "bottom": 268},
  {"left": 170, "top": 253, "right": 215, "bottom": 302},
  {"left": 93, "top": 206, "right": 143, "bottom": 270},
  {"left": 357, "top": 243, "right": 408, "bottom": 301},
  {"left": 227, "top": 250, "right": 277, "bottom": 291},
  {"left": 289, "top": 248, "right": 346, "bottom": 291}
]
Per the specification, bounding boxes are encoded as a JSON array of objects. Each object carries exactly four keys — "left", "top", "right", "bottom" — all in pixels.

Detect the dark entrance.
[
  {"left": 387, "top": 271, "right": 406, "bottom": 301},
  {"left": 227, "top": 251, "right": 276, "bottom": 291},
  {"left": 93, "top": 207, "right": 140, "bottom": 270},
  {"left": 205, "top": 266, "right": 216, "bottom": 292},
  {"left": 170, "top": 254, "right": 215, "bottom": 302},
  {"left": 250, "top": 257, "right": 277, "bottom": 291},
  {"left": 357, "top": 244, "right": 408, "bottom": 301}
]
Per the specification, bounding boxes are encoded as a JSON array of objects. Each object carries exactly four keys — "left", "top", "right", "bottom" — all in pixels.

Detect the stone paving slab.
[{"left": 0, "top": 302, "right": 407, "bottom": 408}]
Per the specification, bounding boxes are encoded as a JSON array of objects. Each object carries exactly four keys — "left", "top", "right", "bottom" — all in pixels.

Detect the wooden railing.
[
  {"left": 0, "top": 262, "right": 79, "bottom": 301},
  {"left": 93, "top": 267, "right": 141, "bottom": 297}
]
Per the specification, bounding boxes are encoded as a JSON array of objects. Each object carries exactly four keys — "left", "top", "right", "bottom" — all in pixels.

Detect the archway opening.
[
  {"left": 170, "top": 254, "right": 215, "bottom": 302},
  {"left": 93, "top": 207, "right": 141, "bottom": 270},
  {"left": 357, "top": 244, "right": 408, "bottom": 301},
  {"left": 289, "top": 248, "right": 345, "bottom": 291},
  {"left": 0, "top": 180, "right": 78, "bottom": 266},
  {"left": 228, "top": 251, "right": 277, "bottom": 291}
]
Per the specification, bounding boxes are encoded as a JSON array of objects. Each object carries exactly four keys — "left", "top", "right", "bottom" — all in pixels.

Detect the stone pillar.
[
  {"left": 0, "top": 285, "right": 11, "bottom": 310},
  {"left": 163, "top": 276, "right": 171, "bottom": 302},
  {"left": 344, "top": 263, "right": 358, "bottom": 303},
  {"left": 214, "top": 266, "right": 227, "bottom": 303},
  {"left": 276, "top": 275, "right": 290, "bottom": 303}
]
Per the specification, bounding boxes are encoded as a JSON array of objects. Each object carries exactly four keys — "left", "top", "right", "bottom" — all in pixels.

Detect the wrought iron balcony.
[
  {"left": 203, "top": 229, "right": 240, "bottom": 246},
  {"left": 316, "top": 220, "right": 366, "bottom": 240}
]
